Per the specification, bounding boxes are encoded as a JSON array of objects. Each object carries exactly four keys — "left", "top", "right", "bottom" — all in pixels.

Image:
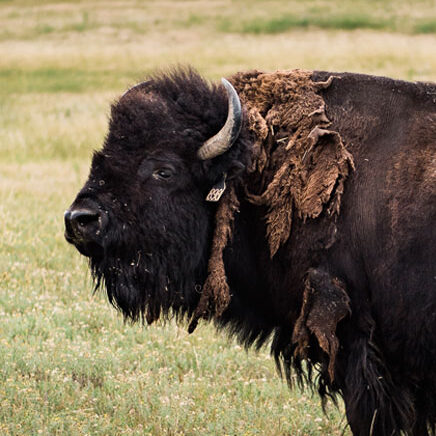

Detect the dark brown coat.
[{"left": 65, "top": 68, "right": 436, "bottom": 435}]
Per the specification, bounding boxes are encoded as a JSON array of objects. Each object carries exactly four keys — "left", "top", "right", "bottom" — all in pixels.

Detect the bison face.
[
  {"left": 65, "top": 148, "right": 211, "bottom": 322},
  {"left": 64, "top": 69, "right": 247, "bottom": 323}
]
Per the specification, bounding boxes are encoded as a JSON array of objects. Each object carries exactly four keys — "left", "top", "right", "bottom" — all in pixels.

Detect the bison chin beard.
[{"left": 89, "top": 242, "right": 207, "bottom": 325}]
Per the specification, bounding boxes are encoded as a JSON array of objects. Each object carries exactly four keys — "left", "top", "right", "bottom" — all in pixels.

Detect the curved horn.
[{"left": 197, "top": 78, "right": 243, "bottom": 160}]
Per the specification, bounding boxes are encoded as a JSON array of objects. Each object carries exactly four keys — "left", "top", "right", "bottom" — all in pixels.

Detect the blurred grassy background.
[{"left": 0, "top": 1, "right": 435, "bottom": 435}]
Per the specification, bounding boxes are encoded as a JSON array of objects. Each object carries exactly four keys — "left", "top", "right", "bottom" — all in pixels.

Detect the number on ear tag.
[{"left": 206, "top": 175, "right": 227, "bottom": 202}]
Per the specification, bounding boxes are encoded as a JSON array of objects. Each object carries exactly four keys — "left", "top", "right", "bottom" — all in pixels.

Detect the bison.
[{"left": 64, "top": 67, "right": 436, "bottom": 435}]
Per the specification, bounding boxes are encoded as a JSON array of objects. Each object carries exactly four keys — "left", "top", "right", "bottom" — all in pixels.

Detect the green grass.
[
  {"left": 223, "top": 14, "right": 436, "bottom": 35},
  {"left": 0, "top": 67, "right": 148, "bottom": 95},
  {"left": 224, "top": 13, "right": 392, "bottom": 34},
  {"left": 0, "top": 0, "right": 435, "bottom": 434},
  {"left": 1, "top": 1, "right": 436, "bottom": 42},
  {"left": 217, "top": 3, "right": 436, "bottom": 35},
  {"left": 414, "top": 19, "right": 436, "bottom": 34}
]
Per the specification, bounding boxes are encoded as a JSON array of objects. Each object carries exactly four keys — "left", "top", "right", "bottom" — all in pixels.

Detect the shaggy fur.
[
  {"left": 188, "top": 186, "right": 240, "bottom": 333},
  {"left": 231, "top": 70, "right": 354, "bottom": 257},
  {"left": 65, "top": 67, "right": 436, "bottom": 436},
  {"left": 191, "top": 70, "right": 354, "bottom": 324}
]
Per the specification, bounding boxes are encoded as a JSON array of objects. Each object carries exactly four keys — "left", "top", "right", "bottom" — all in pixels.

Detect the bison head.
[{"left": 64, "top": 69, "right": 251, "bottom": 323}]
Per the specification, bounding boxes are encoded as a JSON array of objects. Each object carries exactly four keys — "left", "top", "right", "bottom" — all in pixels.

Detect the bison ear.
[
  {"left": 292, "top": 268, "right": 351, "bottom": 382},
  {"left": 227, "top": 160, "right": 245, "bottom": 181},
  {"left": 204, "top": 161, "right": 246, "bottom": 202}
]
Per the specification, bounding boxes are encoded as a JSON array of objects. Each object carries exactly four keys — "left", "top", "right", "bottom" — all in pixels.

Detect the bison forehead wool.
[{"left": 198, "top": 70, "right": 354, "bottom": 326}]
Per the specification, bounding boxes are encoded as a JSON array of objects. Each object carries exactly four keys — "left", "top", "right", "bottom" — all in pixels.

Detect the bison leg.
[
  {"left": 410, "top": 387, "right": 432, "bottom": 436},
  {"left": 342, "top": 336, "right": 416, "bottom": 436},
  {"left": 411, "top": 419, "right": 430, "bottom": 436}
]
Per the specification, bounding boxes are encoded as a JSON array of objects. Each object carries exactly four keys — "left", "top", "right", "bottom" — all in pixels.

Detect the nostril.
[
  {"left": 65, "top": 209, "right": 100, "bottom": 229},
  {"left": 74, "top": 211, "right": 99, "bottom": 227}
]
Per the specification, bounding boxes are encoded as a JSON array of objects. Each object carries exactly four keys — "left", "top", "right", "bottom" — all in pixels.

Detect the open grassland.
[{"left": 1, "top": 1, "right": 435, "bottom": 434}]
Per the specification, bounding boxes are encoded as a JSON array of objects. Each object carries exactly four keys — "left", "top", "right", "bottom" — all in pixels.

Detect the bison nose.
[{"left": 64, "top": 208, "right": 102, "bottom": 241}]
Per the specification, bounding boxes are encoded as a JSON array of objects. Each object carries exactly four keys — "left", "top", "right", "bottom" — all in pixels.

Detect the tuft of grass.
[
  {"left": 35, "top": 23, "right": 56, "bottom": 35},
  {"left": 240, "top": 15, "right": 311, "bottom": 34},
  {"left": 69, "top": 11, "right": 90, "bottom": 33},
  {"left": 414, "top": 19, "right": 436, "bottom": 34},
  {"left": 316, "top": 14, "right": 390, "bottom": 31},
  {"left": 183, "top": 13, "right": 206, "bottom": 27}
]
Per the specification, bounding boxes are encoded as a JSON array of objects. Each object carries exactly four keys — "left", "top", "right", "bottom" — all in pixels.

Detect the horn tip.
[{"left": 221, "top": 77, "right": 234, "bottom": 91}]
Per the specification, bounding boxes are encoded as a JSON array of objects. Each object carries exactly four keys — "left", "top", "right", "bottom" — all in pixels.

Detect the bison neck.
[{"left": 218, "top": 197, "right": 310, "bottom": 346}]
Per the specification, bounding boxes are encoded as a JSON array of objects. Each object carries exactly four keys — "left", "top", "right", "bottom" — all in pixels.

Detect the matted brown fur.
[
  {"left": 188, "top": 186, "right": 240, "bottom": 332},
  {"left": 292, "top": 269, "right": 351, "bottom": 382},
  {"left": 190, "top": 70, "right": 354, "bottom": 327},
  {"left": 233, "top": 69, "right": 354, "bottom": 256}
]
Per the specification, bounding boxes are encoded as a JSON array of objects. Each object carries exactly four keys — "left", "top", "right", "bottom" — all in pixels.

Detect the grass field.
[{"left": 0, "top": 1, "right": 435, "bottom": 435}]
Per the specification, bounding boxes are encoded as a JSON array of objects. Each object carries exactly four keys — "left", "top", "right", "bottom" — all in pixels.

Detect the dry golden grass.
[
  {"left": 1, "top": 27, "right": 436, "bottom": 80},
  {"left": 1, "top": 0, "right": 435, "bottom": 83}
]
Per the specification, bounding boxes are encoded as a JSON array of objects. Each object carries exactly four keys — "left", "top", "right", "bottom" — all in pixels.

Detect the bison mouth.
[{"left": 64, "top": 233, "right": 104, "bottom": 258}]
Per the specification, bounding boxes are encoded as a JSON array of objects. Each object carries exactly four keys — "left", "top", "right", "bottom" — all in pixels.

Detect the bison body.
[{"left": 65, "top": 68, "right": 436, "bottom": 435}]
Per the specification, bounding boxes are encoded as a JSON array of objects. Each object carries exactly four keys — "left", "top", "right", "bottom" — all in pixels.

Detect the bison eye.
[{"left": 153, "top": 167, "right": 173, "bottom": 180}]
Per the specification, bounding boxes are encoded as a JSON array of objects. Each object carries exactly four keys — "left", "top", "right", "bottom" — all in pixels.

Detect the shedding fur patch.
[
  {"left": 191, "top": 70, "right": 354, "bottom": 328},
  {"left": 188, "top": 186, "right": 239, "bottom": 333},
  {"left": 292, "top": 268, "right": 351, "bottom": 381},
  {"left": 233, "top": 69, "right": 354, "bottom": 257}
]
